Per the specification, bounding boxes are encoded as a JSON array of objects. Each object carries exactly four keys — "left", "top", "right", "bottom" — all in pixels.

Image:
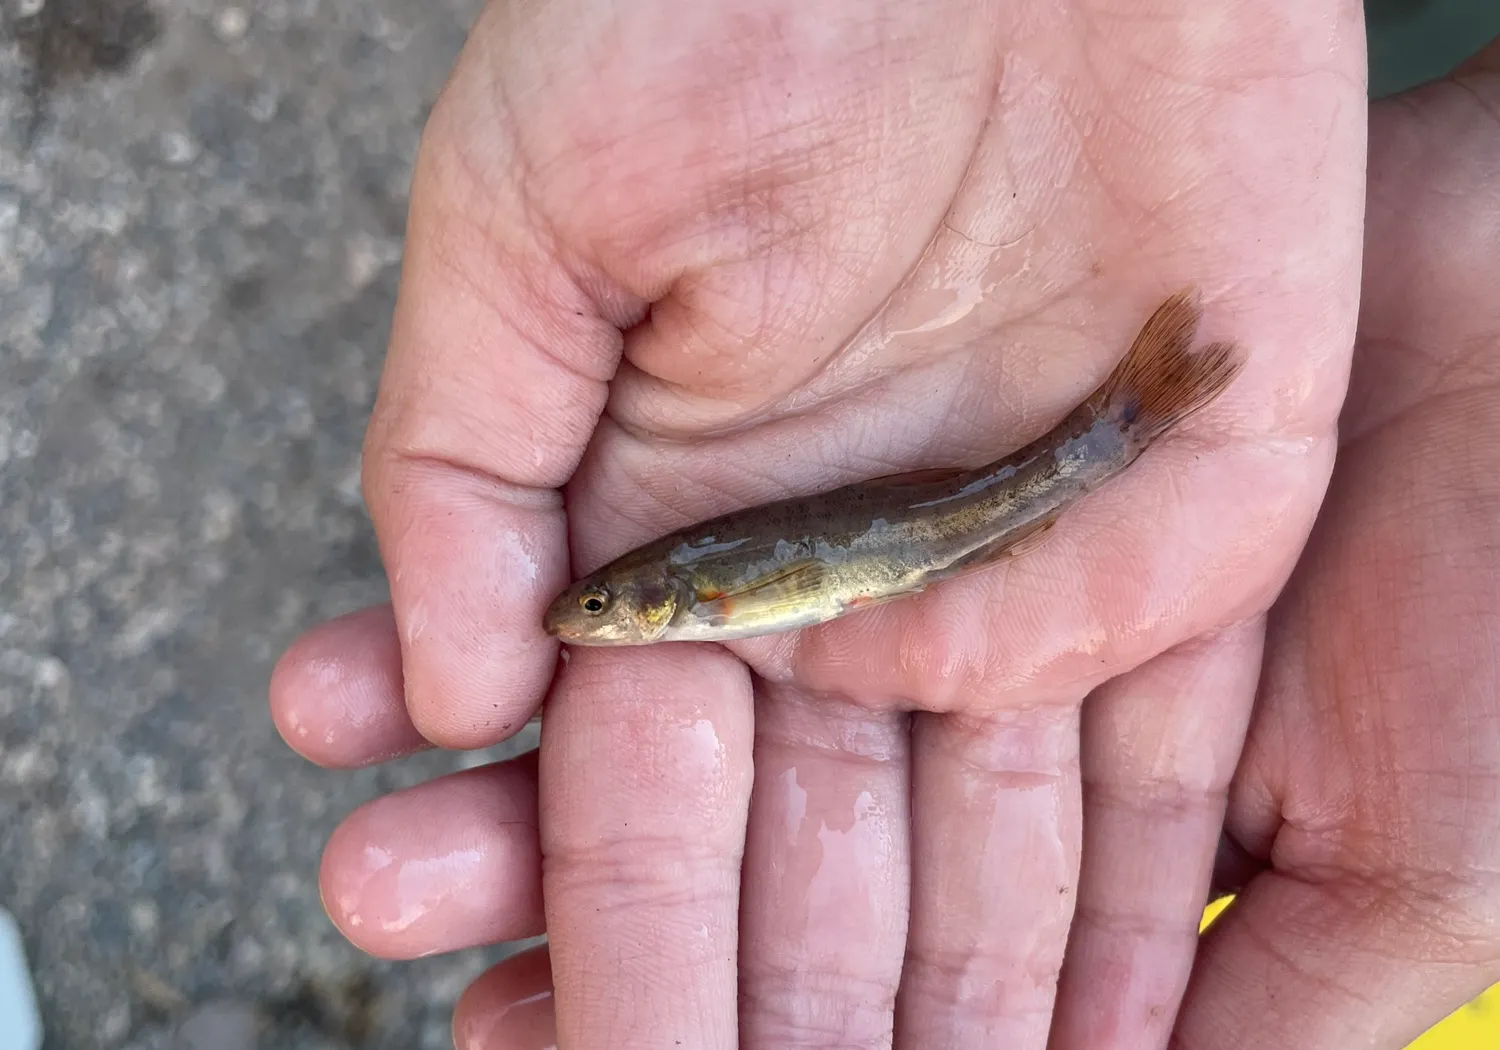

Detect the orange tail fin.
[{"left": 1091, "top": 288, "right": 1244, "bottom": 445}]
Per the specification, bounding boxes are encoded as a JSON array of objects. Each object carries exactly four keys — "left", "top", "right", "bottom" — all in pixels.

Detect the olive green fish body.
[
  {"left": 543, "top": 290, "right": 1241, "bottom": 646},
  {"left": 633, "top": 408, "right": 1127, "bottom": 640}
]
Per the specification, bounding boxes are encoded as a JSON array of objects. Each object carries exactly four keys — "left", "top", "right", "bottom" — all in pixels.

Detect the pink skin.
[
  {"left": 317, "top": 754, "right": 544, "bottom": 960},
  {"left": 268, "top": 3, "right": 1499, "bottom": 1047},
  {"left": 269, "top": 605, "right": 430, "bottom": 768},
  {"left": 453, "top": 945, "right": 557, "bottom": 1049}
]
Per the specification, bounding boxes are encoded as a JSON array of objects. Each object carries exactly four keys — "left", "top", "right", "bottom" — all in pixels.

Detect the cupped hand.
[
  {"left": 1171, "top": 39, "right": 1500, "bottom": 1050},
  {"left": 269, "top": 1, "right": 1365, "bottom": 1047}
]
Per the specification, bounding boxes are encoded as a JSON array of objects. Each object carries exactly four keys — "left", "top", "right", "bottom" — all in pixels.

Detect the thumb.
[{"left": 360, "top": 40, "right": 637, "bottom": 749}]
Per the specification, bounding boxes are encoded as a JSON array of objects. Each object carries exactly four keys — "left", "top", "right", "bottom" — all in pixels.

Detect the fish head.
[{"left": 543, "top": 564, "right": 688, "bottom": 645}]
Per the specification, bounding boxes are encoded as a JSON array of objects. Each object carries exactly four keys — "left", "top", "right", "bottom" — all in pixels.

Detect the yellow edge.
[{"left": 1199, "top": 897, "right": 1499, "bottom": 1048}]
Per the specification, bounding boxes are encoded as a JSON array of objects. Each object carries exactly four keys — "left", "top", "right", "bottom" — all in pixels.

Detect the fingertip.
[
  {"left": 317, "top": 798, "right": 390, "bottom": 957},
  {"left": 318, "top": 758, "right": 544, "bottom": 960},
  {"left": 454, "top": 944, "right": 556, "bottom": 1050},
  {"left": 269, "top": 605, "right": 432, "bottom": 768},
  {"left": 373, "top": 460, "right": 568, "bottom": 750}
]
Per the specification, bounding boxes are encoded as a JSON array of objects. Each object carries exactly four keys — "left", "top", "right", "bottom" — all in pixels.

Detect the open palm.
[
  {"left": 1173, "top": 43, "right": 1500, "bottom": 1050},
  {"left": 271, "top": 1, "right": 1365, "bottom": 1046}
]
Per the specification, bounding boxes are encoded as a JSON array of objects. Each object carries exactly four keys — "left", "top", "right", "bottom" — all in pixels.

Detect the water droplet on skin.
[
  {"left": 382, "top": 849, "right": 485, "bottom": 933},
  {"left": 498, "top": 529, "right": 540, "bottom": 582},
  {"left": 781, "top": 767, "right": 807, "bottom": 843},
  {"left": 403, "top": 601, "right": 428, "bottom": 644}
]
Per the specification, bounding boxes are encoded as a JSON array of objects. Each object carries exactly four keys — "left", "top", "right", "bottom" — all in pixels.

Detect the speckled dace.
[{"left": 544, "top": 290, "right": 1241, "bottom": 646}]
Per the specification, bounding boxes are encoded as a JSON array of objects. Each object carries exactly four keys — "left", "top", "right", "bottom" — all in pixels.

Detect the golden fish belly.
[{"left": 656, "top": 520, "right": 998, "bottom": 642}]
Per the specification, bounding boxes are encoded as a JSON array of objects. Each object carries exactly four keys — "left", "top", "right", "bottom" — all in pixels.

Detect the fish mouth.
[
  {"left": 541, "top": 588, "right": 582, "bottom": 639},
  {"left": 543, "top": 618, "right": 635, "bottom": 647}
]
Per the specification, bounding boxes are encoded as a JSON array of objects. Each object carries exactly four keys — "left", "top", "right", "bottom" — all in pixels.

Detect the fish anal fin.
[
  {"left": 948, "top": 515, "right": 1057, "bottom": 574},
  {"left": 1002, "top": 516, "right": 1056, "bottom": 558},
  {"left": 845, "top": 586, "right": 921, "bottom": 612}
]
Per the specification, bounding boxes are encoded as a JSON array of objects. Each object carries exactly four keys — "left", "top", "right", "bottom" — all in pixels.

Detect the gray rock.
[{"left": 0, "top": 1, "right": 539, "bottom": 1047}]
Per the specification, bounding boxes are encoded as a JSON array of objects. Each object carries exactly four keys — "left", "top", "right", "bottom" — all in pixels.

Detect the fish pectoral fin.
[
  {"left": 696, "top": 559, "right": 828, "bottom": 617},
  {"left": 947, "top": 515, "right": 1058, "bottom": 573}
]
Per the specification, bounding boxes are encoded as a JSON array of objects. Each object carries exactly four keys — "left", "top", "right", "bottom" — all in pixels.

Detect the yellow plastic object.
[{"left": 1198, "top": 898, "right": 1500, "bottom": 1047}]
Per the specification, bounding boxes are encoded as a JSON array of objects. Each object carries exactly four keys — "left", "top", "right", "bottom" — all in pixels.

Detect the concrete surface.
[{"left": 0, "top": 1, "right": 540, "bottom": 1047}]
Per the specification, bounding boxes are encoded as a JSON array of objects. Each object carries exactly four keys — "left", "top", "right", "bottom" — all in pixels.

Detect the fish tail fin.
[{"left": 1091, "top": 288, "right": 1244, "bottom": 445}]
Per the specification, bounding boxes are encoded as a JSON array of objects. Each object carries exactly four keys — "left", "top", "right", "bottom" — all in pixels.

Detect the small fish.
[{"left": 543, "top": 289, "right": 1242, "bottom": 646}]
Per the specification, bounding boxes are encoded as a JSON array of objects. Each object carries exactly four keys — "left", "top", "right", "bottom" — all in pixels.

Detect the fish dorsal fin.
[
  {"left": 694, "top": 559, "right": 828, "bottom": 622},
  {"left": 864, "top": 465, "right": 970, "bottom": 489}
]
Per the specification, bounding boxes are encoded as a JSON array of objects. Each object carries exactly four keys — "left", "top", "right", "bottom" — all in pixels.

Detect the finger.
[
  {"left": 1048, "top": 620, "right": 1264, "bottom": 1050},
  {"left": 541, "top": 645, "right": 753, "bottom": 1050},
  {"left": 454, "top": 944, "right": 557, "bottom": 1050},
  {"left": 358, "top": 21, "right": 642, "bottom": 750},
  {"left": 319, "top": 754, "right": 543, "bottom": 959},
  {"left": 894, "top": 704, "right": 1081, "bottom": 1049},
  {"left": 1172, "top": 875, "right": 1500, "bottom": 1050},
  {"left": 269, "top": 604, "right": 430, "bottom": 768},
  {"left": 739, "top": 685, "right": 910, "bottom": 1048}
]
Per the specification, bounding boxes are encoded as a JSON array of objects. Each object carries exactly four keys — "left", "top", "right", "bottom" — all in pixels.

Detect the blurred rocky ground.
[{"left": 0, "top": 1, "right": 540, "bottom": 1046}]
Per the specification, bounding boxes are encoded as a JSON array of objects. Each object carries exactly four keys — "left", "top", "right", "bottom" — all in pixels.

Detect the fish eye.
[{"left": 579, "top": 588, "right": 609, "bottom": 615}]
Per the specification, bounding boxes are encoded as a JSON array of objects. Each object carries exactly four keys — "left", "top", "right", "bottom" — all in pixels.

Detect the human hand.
[
  {"left": 268, "top": 1, "right": 1366, "bottom": 1046},
  {"left": 1169, "top": 37, "right": 1500, "bottom": 1050}
]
